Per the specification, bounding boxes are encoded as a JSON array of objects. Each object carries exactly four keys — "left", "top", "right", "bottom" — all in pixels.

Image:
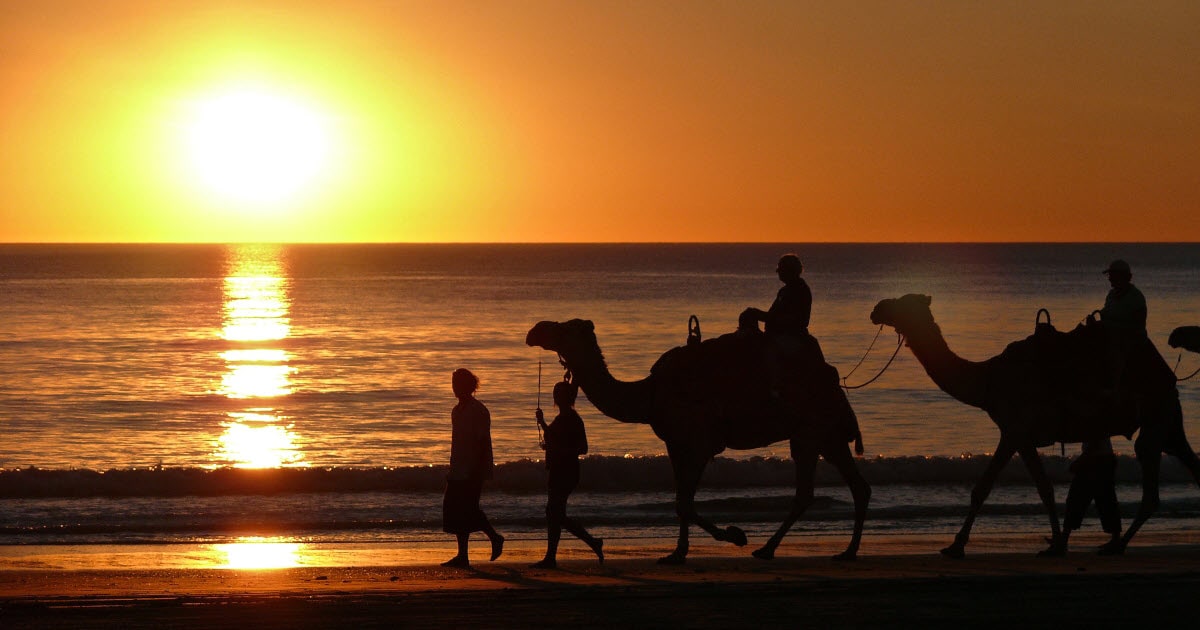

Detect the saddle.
[
  {"left": 652, "top": 325, "right": 860, "bottom": 447},
  {"left": 998, "top": 313, "right": 1176, "bottom": 445}
]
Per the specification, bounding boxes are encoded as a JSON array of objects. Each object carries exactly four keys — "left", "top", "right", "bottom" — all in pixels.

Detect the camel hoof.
[
  {"left": 751, "top": 546, "right": 775, "bottom": 561},
  {"left": 1098, "top": 540, "right": 1126, "bottom": 556},
  {"left": 657, "top": 552, "right": 687, "bottom": 565},
  {"left": 940, "top": 544, "right": 965, "bottom": 559},
  {"left": 724, "top": 526, "right": 748, "bottom": 547},
  {"left": 832, "top": 550, "right": 857, "bottom": 562}
]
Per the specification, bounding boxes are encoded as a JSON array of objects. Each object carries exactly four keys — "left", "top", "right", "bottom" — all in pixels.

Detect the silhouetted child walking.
[
  {"left": 441, "top": 368, "right": 503, "bottom": 568},
  {"left": 532, "top": 381, "right": 603, "bottom": 568}
]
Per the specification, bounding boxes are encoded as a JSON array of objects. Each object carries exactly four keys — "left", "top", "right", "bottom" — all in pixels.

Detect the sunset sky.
[{"left": 2, "top": 1, "right": 1197, "bottom": 243}]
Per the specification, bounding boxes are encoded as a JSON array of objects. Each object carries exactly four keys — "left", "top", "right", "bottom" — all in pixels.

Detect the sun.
[{"left": 181, "top": 85, "right": 335, "bottom": 205}]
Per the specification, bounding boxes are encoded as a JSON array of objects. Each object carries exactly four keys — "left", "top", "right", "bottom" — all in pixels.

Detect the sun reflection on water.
[
  {"left": 215, "top": 412, "right": 307, "bottom": 468},
  {"left": 214, "top": 537, "right": 305, "bottom": 569},
  {"left": 212, "top": 245, "right": 307, "bottom": 468},
  {"left": 221, "top": 362, "right": 296, "bottom": 399}
]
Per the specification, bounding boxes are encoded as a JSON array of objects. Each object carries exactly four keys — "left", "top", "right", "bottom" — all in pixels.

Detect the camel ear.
[{"left": 921, "top": 295, "right": 931, "bottom": 306}]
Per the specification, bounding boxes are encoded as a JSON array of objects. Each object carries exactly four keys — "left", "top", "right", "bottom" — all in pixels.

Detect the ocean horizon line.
[{"left": 4, "top": 241, "right": 1200, "bottom": 246}]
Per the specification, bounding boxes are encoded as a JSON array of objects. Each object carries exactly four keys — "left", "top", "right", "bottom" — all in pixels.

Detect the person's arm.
[{"left": 575, "top": 415, "right": 588, "bottom": 456}]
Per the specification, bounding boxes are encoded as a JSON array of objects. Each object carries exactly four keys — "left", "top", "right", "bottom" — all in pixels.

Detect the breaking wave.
[{"left": 3, "top": 454, "right": 1197, "bottom": 498}]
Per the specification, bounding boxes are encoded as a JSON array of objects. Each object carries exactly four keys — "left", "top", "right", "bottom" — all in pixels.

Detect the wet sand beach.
[{"left": 3, "top": 533, "right": 1199, "bottom": 628}]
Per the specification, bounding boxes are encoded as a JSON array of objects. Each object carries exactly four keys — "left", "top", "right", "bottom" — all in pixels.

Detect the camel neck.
[
  {"left": 904, "top": 321, "right": 990, "bottom": 409},
  {"left": 568, "top": 353, "right": 654, "bottom": 424}
]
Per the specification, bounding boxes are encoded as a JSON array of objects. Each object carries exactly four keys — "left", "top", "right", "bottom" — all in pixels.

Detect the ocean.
[{"left": 2, "top": 243, "right": 1199, "bottom": 553}]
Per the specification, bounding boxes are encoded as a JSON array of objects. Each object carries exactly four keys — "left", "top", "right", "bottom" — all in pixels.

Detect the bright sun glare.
[{"left": 182, "top": 86, "right": 334, "bottom": 205}]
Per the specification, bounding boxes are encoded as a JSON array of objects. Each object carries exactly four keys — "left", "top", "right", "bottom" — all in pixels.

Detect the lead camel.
[{"left": 526, "top": 319, "right": 870, "bottom": 564}]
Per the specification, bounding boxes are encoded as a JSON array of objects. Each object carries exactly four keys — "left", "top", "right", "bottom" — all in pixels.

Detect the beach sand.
[{"left": 3, "top": 532, "right": 1199, "bottom": 628}]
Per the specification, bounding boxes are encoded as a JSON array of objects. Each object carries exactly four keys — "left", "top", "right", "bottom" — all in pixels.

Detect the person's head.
[
  {"left": 737, "top": 308, "right": 761, "bottom": 333},
  {"left": 776, "top": 254, "right": 803, "bottom": 282},
  {"left": 451, "top": 368, "right": 479, "bottom": 399},
  {"left": 553, "top": 380, "right": 578, "bottom": 408},
  {"left": 1103, "top": 259, "right": 1132, "bottom": 288}
]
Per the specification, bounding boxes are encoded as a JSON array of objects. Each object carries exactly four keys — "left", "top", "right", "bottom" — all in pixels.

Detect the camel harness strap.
[{"left": 842, "top": 329, "right": 905, "bottom": 390}]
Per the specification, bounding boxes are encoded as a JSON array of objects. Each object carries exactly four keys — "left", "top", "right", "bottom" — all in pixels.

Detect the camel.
[
  {"left": 526, "top": 319, "right": 870, "bottom": 564},
  {"left": 870, "top": 294, "right": 1200, "bottom": 558}
]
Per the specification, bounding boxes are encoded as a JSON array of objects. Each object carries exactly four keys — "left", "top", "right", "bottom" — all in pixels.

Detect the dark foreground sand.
[{"left": 3, "top": 536, "right": 1200, "bottom": 628}]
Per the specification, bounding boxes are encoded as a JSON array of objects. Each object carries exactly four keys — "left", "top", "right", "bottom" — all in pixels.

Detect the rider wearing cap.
[
  {"left": 742, "top": 254, "right": 813, "bottom": 396},
  {"left": 1097, "top": 259, "right": 1146, "bottom": 337},
  {"left": 745, "top": 254, "right": 812, "bottom": 337},
  {"left": 1091, "top": 259, "right": 1147, "bottom": 394}
]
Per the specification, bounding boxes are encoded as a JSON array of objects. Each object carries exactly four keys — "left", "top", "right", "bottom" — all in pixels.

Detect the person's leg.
[
  {"left": 469, "top": 479, "right": 503, "bottom": 561},
  {"left": 561, "top": 515, "right": 604, "bottom": 562},
  {"left": 442, "top": 481, "right": 472, "bottom": 567},
  {"left": 1094, "top": 456, "right": 1122, "bottom": 543},
  {"left": 441, "top": 533, "right": 471, "bottom": 567},
  {"left": 479, "top": 515, "right": 503, "bottom": 561},
  {"left": 533, "top": 484, "right": 567, "bottom": 568},
  {"left": 1061, "top": 464, "right": 1090, "bottom": 546}
]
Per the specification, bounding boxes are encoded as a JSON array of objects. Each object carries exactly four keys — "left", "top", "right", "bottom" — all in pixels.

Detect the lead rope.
[
  {"left": 535, "top": 360, "right": 545, "bottom": 449},
  {"left": 841, "top": 324, "right": 884, "bottom": 384},
  {"left": 842, "top": 331, "right": 905, "bottom": 390},
  {"left": 1174, "top": 353, "right": 1200, "bottom": 382}
]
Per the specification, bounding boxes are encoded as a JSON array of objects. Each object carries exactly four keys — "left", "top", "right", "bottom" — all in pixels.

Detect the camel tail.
[{"left": 854, "top": 432, "right": 864, "bottom": 456}]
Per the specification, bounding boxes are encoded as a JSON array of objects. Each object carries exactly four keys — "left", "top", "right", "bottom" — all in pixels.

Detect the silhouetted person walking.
[
  {"left": 1062, "top": 437, "right": 1122, "bottom": 552},
  {"left": 532, "top": 381, "right": 603, "bottom": 568},
  {"left": 441, "top": 368, "right": 503, "bottom": 568}
]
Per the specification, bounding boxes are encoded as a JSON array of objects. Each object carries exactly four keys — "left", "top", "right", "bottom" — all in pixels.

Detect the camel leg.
[
  {"left": 943, "top": 438, "right": 1017, "bottom": 559},
  {"left": 753, "top": 440, "right": 818, "bottom": 561},
  {"left": 1018, "top": 446, "right": 1064, "bottom": 557},
  {"left": 1113, "top": 428, "right": 1164, "bottom": 555},
  {"left": 824, "top": 440, "right": 871, "bottom": 561},
  {"left": 1162, "top": 396, "right": 1200, "bottom": 486},
  {"left": 660, "top": 451, "right": 747, "bottom": 565}
]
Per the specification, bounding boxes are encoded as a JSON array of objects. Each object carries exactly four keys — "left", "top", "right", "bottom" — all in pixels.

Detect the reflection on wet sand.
[
  {"left": 212, "top": 245, "right": 306, "bottom": 468},
  {"left": 213, "top": 537, "right": 305, "bottom": 569}
]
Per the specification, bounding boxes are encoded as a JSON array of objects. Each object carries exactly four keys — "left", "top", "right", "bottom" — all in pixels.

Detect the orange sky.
[{"left": 2, "top": 1, "right": 1197, "bottom": 243}]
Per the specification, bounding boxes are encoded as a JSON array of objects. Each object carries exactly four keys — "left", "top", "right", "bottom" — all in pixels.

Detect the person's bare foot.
[
  {"left": 591, "top": 538, "right": 604, "bottom": 564},
  {"left": 490, "top": 535, "right": 504, "bottom": 561},
  {"left": 441, "top": 556, "right": 470, "bottom": 568}
]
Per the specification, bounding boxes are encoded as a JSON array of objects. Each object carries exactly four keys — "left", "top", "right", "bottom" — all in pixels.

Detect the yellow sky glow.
[{"left": 1, "top": 1, "right": 1197, "bottom": 242}]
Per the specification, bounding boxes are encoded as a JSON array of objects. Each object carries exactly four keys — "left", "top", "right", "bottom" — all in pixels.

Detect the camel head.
[
  {"left": 526, "top": 319, "right": 605, "bottom": 369},
  {"left": 1169, "top": 326, "right": 1200, "bottom": 354},
  {"left": 870, "top": 294, "right": 934, "bottom": 336}
]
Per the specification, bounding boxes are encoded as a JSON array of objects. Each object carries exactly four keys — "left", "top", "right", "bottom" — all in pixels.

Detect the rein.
[
  {"left": 1173, "top": 353, "right": 1200, "bottom": 382},
  {"left": 841, "top": 324, "right": 884, "bottom": 383},
  {"left": 842, "top": 328, "right": 905, "bottom": 390}
]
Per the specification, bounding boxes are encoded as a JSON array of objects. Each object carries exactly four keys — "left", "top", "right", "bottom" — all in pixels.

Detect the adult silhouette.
[
  {"left": 742, "top": 254, "right": 813, "bottom": 395},
  {"left": 1090, "top": 259, "right": 1147, "bottom": 394},
  {"left": 441, "top": 368, "right": 504, "bottom": 568}
]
